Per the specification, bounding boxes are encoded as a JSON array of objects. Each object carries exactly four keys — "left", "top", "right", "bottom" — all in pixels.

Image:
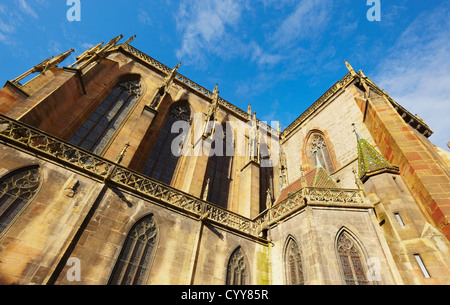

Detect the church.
[{"left": 0, "top": 35, "right": 449, "bottom": 285}]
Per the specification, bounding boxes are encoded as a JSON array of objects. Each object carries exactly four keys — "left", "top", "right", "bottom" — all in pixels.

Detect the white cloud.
[
  {"left": 138, "top": 10, "right": 153, "bottom": 26},
  {"left": 16, "top": 0, "right": 38, "bottom": 19},
  {"left": 175, "top": 0, "right": 245, "bottom": 64},
  {"left": 270, "top": 0, "right": 333, "bottom": 48},
  {"left": 374, "top": 6, "right": 450, "bottom": 149}
]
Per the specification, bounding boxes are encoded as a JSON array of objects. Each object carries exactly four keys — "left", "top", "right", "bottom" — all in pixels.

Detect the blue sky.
[{"left": 0, "top": 0, "right": 449, "bottom": 149}]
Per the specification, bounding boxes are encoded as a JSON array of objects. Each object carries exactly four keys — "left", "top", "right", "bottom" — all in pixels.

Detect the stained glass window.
[
  {"left": 285, "top": 238, "right": 304, "bottom": 285},
  {"left": 337, "top": 231, "right": 369, "bottom": 285},
  {"left": 108, "top": 214, "right": 158, "bottom": 285},
  {"left": 0, "top": 166, "right": 41, "bottom": 235},
  {"left": 226, "top": 247, "right": 248, "bottom": 285},
  {"left": 69, "top": 75, "right": 142, "bottom": 155},
  {"left": 142, "top": 101, "right": 191, "bottom": 185}
]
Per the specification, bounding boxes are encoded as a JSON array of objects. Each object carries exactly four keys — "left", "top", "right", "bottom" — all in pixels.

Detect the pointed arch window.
[
  {"left": 69, "top": 75, "right": 143, "bottom": 155},
  {"left": 0, "top": 166, "right": 41, "bottom": 236},
  {"left": 143, "top": 101, "right": 191, "bottom": 185},
  {"left": 306, "top": 133, "right": 334, "bottom": 173},
  {"left": 337, "top": 231, "right": 369, "bottom": 285},
  {"left": 285, "top": 237, "right": 304, "bottom": 285},
  {"left": 108, "top": 214, "right": 158, "bottom": 285},
  {"left": 226, "top": 247, "right": 249, "bottom": 285},
  {"left": 203, "top": 125, "right": 233, "bottom": 209}
]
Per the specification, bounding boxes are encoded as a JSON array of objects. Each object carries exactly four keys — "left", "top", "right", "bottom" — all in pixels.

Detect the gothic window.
[
  {"left": 203, "top": 126, "right": 233, "bottom": 209},
  {"left": 337, "top": 231, "right": 369, "bottom": 285},
  {"left": 306, "top": 133, "right": 334, "bottom": 173},
  {"left": 69, "top": 75, "right": 142, "bottom": 155},
  {"left": 226, "top": 247, "right": 249, "bottom": 285},
  {"left": 0, "top": 166, "right": 41, "bottom": 236},
  {"left": 108, "top": 214, "right": 158, "bottom": 285},
  {"left": 285, "top": 237, "right": 304, "bottom": 285},
  {"left": 260, "top": 143, "right": 274, "bottom": 212},
  {"left": 142, "top": 101, "right": 191, "bottom": 184}
]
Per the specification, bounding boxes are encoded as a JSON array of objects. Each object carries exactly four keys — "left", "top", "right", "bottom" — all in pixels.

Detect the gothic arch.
[
  {"left": 335, "top": 227, "right": 370, "bottom": 285},
  {"left": 0, "top": 165, "right": 42, "bottom": 238},
  {"left": 142, "top": 100, "right": 192, "bottom": 185},
  {"left": 69, "top": 73, "right": 145, "bottom": 156},
  {"left": 226, "top": 246, "right": 250, "bottom": 285},
  {"left": 283, "top": 235, "right": 305, "bottom": 285},
  {"left": 108, "top": 213, "right": 159, "bottom": 285},
  {"left": 302, "top": 129, "right": 338, "bottom": 173}
]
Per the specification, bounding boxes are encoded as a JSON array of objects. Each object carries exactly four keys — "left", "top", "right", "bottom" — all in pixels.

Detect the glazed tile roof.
[
  {"left": 354, "top": 125, "right": 400, "bottom": 182},
  {"left": 274, "top": 166, "right": 341, "bottom": 206}
]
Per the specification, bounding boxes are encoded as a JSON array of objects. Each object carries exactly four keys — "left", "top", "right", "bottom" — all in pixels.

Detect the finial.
[
  {"left": 352, "top": 123, "right": 363, "bottom": 140},
  {"left": 247, "top": 104, "right": 252, "bottom": 115},
  {"left": 202, "top": 178, "right": 210, "bottom": 201},
  {"left": 116, "top": 142, "right": 131, "bottom": 164},
  {"left": 345, "top": 60, "right": 354, "bottom": 72},
  {"left": 359, "top": 69, "right": 366, "bottom": 78},
  {"left": 123, "top": 35, "right": 136, "bottom": 45},
  {"left": 266, "top": 189, "right": 272, "bottom": 210},
  {"left": 345, "top": 60, "right": 358, "bottom": 76}
]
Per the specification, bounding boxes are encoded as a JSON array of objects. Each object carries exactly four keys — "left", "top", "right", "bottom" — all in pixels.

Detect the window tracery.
[
  {"left": 143, "top": 101, "right": 191, "bottom": 184},
  {"left": 0, "top": 166, "right": 41, "bottom": 235},
  {"left": 108, "top": 214, "right": 158, "bottom": 285},
  {"left": 69, "top": 76, "right": 142, "bottom": 155},
  {"left": 226, "top": 247, "right": 248, "bottom": 285},
  {"left": 285, "top": 238, "right": 304, "bottom": 285},
  {"left": 337, "top": 232, "right": 368, "bottom": 285}
]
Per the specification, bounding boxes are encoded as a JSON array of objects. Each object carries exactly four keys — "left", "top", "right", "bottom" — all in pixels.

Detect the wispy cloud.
[
  {"left": 374, "top": 5, "right": 450, "bottom": 149},
  {"left": 175, "top": 0, "right": 245, "bottom": 65},
  {"left": 16, "top": 0, "right": 38, "bottom": 19},
  {"left": 270, "top": 0, "right": 333, "bottom": 48},
  {"left": 138, "top": 10, "right": 153, "bottom": 26}
]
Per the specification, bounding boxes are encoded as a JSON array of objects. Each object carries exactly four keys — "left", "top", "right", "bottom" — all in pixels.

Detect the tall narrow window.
[
  {"left": 69, "top": 75, "right": 142, "bottom": 155},
  {"left": 226, "top": 247, "right": 248, "bottom": 285},
  {"left": 306, "top": 133, "right": 334, "bottom": 173},
  {"left": 395, "top": 213, "right": 405, "bottom": 226},
  {"left": 285, "top": 237, "right": 304, "bottom": 285},
  {"left": 108, "top": 214, "right": 158, "bottom": 285},
  {"left": 414, "top": 254, "right": 431, "bottom": 278},
  {"left": 203, "top": 126, "right": 233, "bottom": 209},
  {"left": 337, "top": 231, "right": 369, "bottom": 285},
  {"left": 143, "top": 101, "right": 191, "bottom": 185},
  {"left": 260, "top": 143, "right": 274, "bottom": 212},
  {"left": 0, "top": 166, "right": 41, "bottom": 236}
]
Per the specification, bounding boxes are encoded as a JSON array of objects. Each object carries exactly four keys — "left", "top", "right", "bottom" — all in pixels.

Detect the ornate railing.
[
  {"left": 0, "top": 114, "right": 256, "bottom": 236},
  {"left": 0, "top": 114, "right": 367, "bottom": 239},
  {"left": 306, "top": 187, "right": 364, "bottom": 204},
  {"left": 119, "top": 44, "right": 279, "bottom": 137}
]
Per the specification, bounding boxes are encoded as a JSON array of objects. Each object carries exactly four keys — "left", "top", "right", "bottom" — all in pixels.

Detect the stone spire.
[
  {"left": 10, "top": 49, "right": 75, "bottom": 84},
  {"left": 149, "top": 62, "right": 181, "bottom": 109},
  {"left": 352, "top": 123, "right": 400, "bottom": 182}
]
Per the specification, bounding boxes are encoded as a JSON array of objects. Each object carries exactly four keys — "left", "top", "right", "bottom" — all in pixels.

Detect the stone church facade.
[{"left": 0, "top": 35, "right": 449, "bottom": 285}]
